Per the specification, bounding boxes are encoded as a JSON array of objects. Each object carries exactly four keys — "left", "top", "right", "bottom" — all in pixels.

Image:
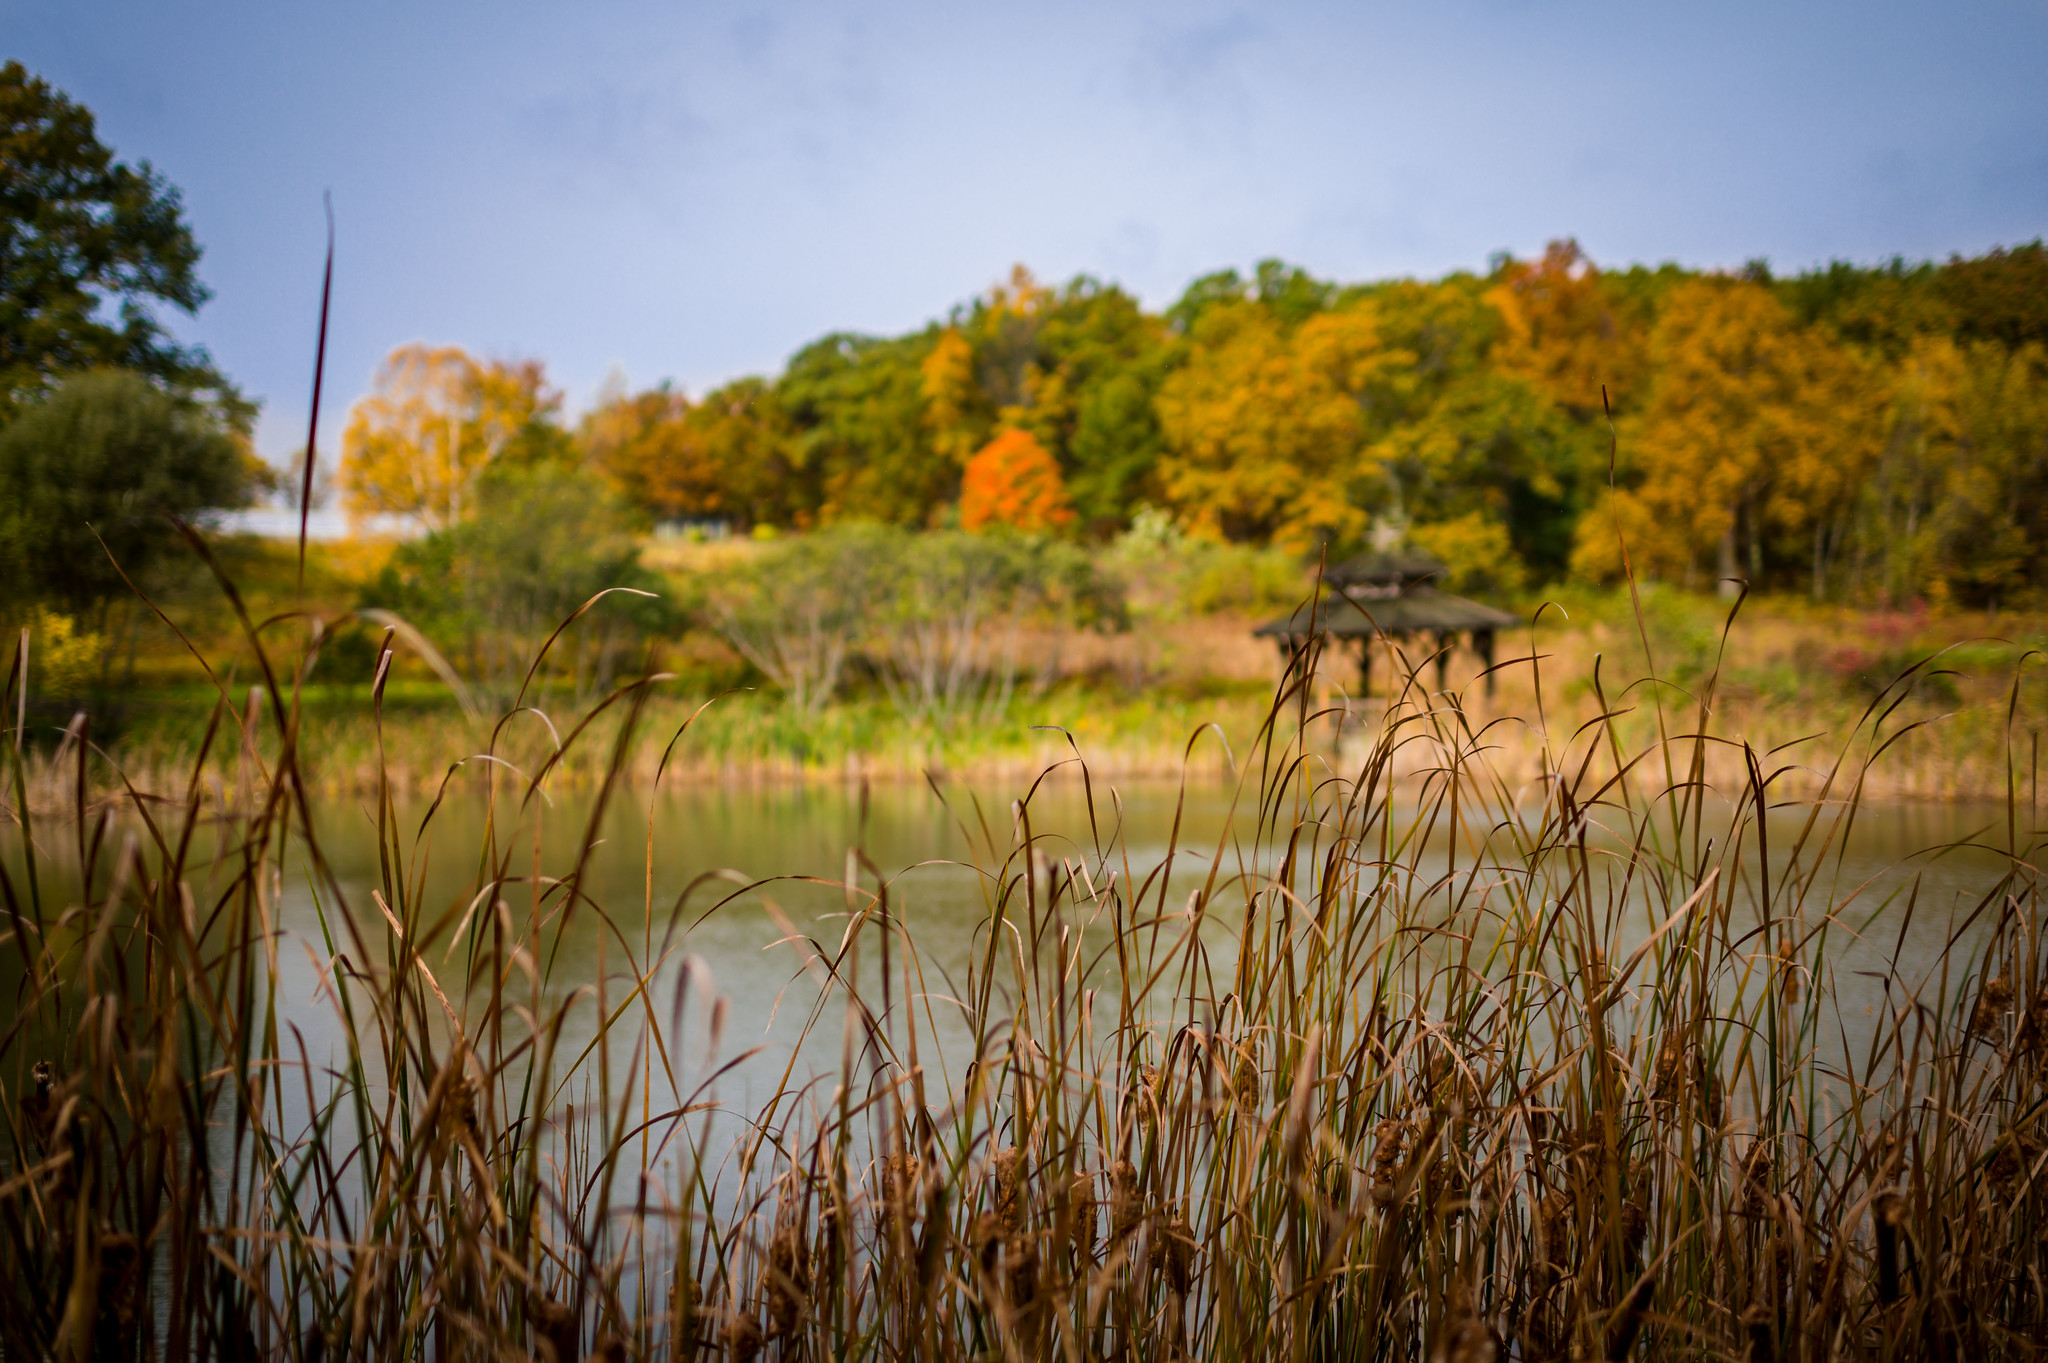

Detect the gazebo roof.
[
  {"left": 1327, "top": 546, "right": 1449, "bottom": 588},
  {"left": 1253, "top": 584, "right": 1518, "bottom": 639}
]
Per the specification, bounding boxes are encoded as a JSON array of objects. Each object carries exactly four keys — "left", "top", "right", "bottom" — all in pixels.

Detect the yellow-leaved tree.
[
  {"left": 340, "top": 344, "right": 559, "bottom": 532},
  {"left": 919, "top": 327, "right": 983, "bottom": 468},
  {"left": 1572, "top": 278, "right": 1881, "bottom": 596},
  {"left": 1875, "top": 336, "right": 2048, "bottom": 606},
  {"left": 1156, "top": 300, "right": 1405, "bottom": 549}
]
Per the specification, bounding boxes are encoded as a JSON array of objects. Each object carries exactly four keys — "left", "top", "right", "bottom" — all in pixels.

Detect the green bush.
[
  {"left": 0, "top": 369, "right": 255, "bottom": 615},
  {"left": 364, "top": 462, "right": 667, "bottom": 703}
]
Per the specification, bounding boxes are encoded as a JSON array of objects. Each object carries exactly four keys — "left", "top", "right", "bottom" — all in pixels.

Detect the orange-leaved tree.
[
  {"left": 959, "top": 428, "right": 1074, "bottom": 532},
  {"left": 581, "top": 377, "right": 788, "bottom": 527},
  {"left": 1484, "top": 239, "right": 1648, "bottom": 417},
  {"left": 340, "top": 344, "right": 559, "bottom": 532},
  {"left": 581, "top": 379, "right": 687, "bottom": 510}
]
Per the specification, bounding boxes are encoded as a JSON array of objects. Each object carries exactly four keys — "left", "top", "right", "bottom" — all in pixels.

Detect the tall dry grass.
[{"left": 4, "top": 543, "right": 2046, "bottom": 1361}]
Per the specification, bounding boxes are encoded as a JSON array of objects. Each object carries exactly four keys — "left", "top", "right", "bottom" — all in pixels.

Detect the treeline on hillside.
[{"left": 342, "top": 243, "right": 2048, "bottom": 606}]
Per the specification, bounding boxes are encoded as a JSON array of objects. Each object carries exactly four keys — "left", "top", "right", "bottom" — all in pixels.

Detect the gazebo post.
[
  {"left": 1435, "top": 630, "right": 1451, "bottom": 692},
  {"left": 1475, "top": 628, "right": 1496, "bottom": 697},
  {"left": 1358, "top": 634, "right": 1371, "bottom": 698}
]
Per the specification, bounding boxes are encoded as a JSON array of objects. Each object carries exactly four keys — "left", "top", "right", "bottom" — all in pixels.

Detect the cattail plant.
[{"left": 3, "top": 493, "right": 2048, "bottom": 1362}]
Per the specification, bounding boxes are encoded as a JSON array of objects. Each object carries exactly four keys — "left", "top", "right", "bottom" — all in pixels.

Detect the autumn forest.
[{"left": 345, "top": 241, "right": 2048, "bottom": 605}]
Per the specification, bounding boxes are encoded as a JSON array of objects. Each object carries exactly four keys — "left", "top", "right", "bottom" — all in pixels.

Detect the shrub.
[
  {"left": 0, "top": 368, "right": 255, "bottom": 616},
  {"left": 365, "top": 462, "right": 664, "bottom": 703}
]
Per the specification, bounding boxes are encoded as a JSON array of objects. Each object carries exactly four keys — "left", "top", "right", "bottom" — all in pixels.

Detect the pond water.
[
  {"left": 272, "top": 775, "right": 2028, "bottom": 1093},
  {"left": 8, "top": 771, "right": 2030, "bottom": 1131},
  {"left": 287, "top": 772, "right": 1247, "bottom": 1112}
]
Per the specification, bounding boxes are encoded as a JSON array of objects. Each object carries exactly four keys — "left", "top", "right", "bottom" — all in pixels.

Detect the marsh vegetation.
[{"left": 6, "top": 563, "right": 2047, "bottom": 1361}]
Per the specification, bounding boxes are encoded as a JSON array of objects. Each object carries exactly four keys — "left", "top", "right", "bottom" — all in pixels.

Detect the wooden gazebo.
[{"left": 1254, "top": 545, "right": 1517, "bottom": 696}]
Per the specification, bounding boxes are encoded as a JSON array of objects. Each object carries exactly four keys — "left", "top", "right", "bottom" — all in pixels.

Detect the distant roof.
[
  {"left": 1327, "top": 546, "right": 1448, "bottom": 587},
  {"left": 1253, "top": 584, "right": 1517, "bottom": 638}
]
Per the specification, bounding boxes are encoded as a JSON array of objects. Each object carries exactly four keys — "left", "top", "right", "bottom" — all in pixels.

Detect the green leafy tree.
[
  {"left": 366, "top": 463, "right": 664, "bottom": 702},
  {"left": 1166, "top": 268, "right": 1249, "bottom": 335},
  {"left": 0, "top": 62, "right": 242, "bottom": 420},
  {"left": 779, "top": 332, "right": 945, "bottom": 525},
  {"left": 1251, "top": 258, "right": 1335, "bottom": 327},
  {"left": 1936, "top": 240, "right": 2048, "bottom": 351},
  {"left": 867, "top": 530, "right": 1099, "bottom": 727},
  {"left": 1067, "top": 366, "right": 1168, "bottom": 531},
  {"left": 1359, "top": 277, "right": 1587, "bottom": 578},
  {"left": 993, "top": 278, "right": 1175, "bottom": 532},
  {"left": 1776, "top": 257, "right": 1953, "bottom": 358},
  {"left": 0, "top": 368, "right": 255, "bottom": 617}
]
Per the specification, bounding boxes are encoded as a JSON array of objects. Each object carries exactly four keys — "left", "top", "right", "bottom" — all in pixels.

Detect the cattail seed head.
[
  {"left": 1739, "top": 1301, "right": 1774, "bottom": 1362},
  {"left": 1233, "top": 1048, "right": 1261, "bottom": 1117},
  {"left": 1621, "top": 1191, "right": 1650, "bottom": 1266},
  {"left": 1109, "top": 1159, "right": 1142, "bottom": 1242},
  {"left": 1158, "top": 1206, "right": 1196, "bottom": 1295},
  {"left": 987, "top": 1146, "right": 1023, "bottom": 1231},
  {"left": 970, "top": 1209, "right": 1003, "bottom": 1271},
  {"left": 970, "top": 1210, "right": 1039, "bottom": 1309},
  {"left": 529, "top": 1297, "right": 579, "bottom": 1363},
  {"left": 1436, "top": 1304, "right": 1498, "bottom": 1363},
  {"left": 1740, "top": 1140, "right": 1775, "bottom": 1219},
  {"left": 765, "top": 1220, "right": 811, "bottom": 1338},
  {"left": 95, "top": 1232, "right": 142, "bottom": 1343},
  {"left": 1872, "top": 1130, "right": 1904, "bottom": 1183},
  {"left": 19, "top": 1059, "right": 57, "bottom": 1149},
  {"left": 2018, "top": 994, "right": 2048, "bottom": 1060},
  {"left": 1988, "top": 1129, "right": 2037, "bottom": 1198},
  {"left": 1698, "top": 1061, "right": 1725, "bottom": 1129},
  {"left": 1066, "top": 1170, "right": 1096, "bottom": 1261},
  {"left": 722, "top": 1313, "right": 764, "bottom": 1363},
  {"left": 670, "top": 1273, "right": 700, "bottom": 1359},
  {"left": 1873, "top": 1187, "right": 1907, "bottom": 1305},
  {"left": 1974, "top": 976, "right": 2015, "bottom": 1038},
  {"left": 1652, "top": 1032, "right": 1685, "bottom": 1104},
  {"left": 1004, "top": 1231, "right": 1040, "bottom": 1309},
  {"left": 878, "top": 1151, "right": 922, "bottom": 1243},
  {"left": 1370, "top": 1116, "right": 1408, "bottom": 1207},
  {"left": 442, "top": 1074, "right": 480, "bottom": 1158},
  {"left": 1535, "top": 1187, "right": 1572, "bottom": 1271},
  {"left": 1608, "top": 1268, "right": 1656, "bottom": 1361}
]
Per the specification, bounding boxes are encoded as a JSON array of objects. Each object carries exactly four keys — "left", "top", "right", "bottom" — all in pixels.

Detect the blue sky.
[{"left": 9, "top": 0, "right": 2046, "bottom": 463}]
